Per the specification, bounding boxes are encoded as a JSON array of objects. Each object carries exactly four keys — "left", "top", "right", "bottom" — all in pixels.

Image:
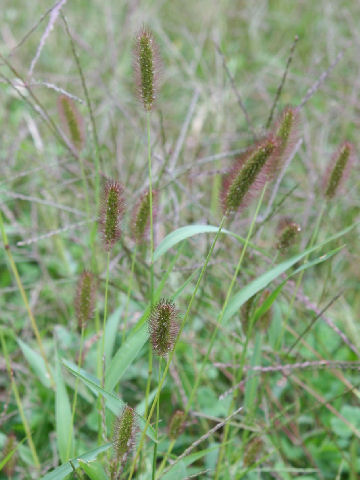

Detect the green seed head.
[
  {"left": 274, "top": 106, "right": 299, "bottom": 162},
  {"left": 99, "top": 180, "right": 124, "bottom": 251},
  {"left": 149, "top": 299, "right": 179, "bottom": 357},
  {"left": 168, "top": 410, "right": 186, "bottom": 439},
  {"left": 113, "top": 406, "right": 136, "bottom": 462},
  {"left": 324, "top": 142, "right": 354, "bottom": 199},
  {"left": 57, "top": 95, "right": 85, "bottom": 153},
  {"left": 244, "top": 437, "right": 263, "bottom": 467},
  {"left": 276, "top": 217, "right": 301, "bottom": 252},
  {"left": 75, "top": 270, "right": 96, "bottom": 330},
  {"left": 134, "top": 27, "right": 160, "bottom": 111},
  {"left": 221, "top": 136, "right": 278, "bottom": 213},
  {"left": 132, "top": 189, "right": 158, "bottom": 243}
]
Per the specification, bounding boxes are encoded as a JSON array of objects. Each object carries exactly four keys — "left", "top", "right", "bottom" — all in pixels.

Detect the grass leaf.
[
  {"left": 55, "top": 353, "right": 74, "bottom": 463},
  {"left": 17, "top": 338, "right": 52, "bottom": 388}
]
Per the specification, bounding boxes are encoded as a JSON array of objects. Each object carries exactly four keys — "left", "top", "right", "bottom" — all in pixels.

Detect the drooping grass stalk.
[
  {"left": 0, "top": 329, "right": 40, "bottom": 468},
  {"left": 0, "top": 211, "right": 55, "bottom": 388},
  {"left": 127, "top": 214, "right": 227, "bottom": 480}
]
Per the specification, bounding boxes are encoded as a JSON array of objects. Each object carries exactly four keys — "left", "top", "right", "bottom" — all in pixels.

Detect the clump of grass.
[
  {"left": 323, "top": 141, "right": 355, "bottom": 199},
  {"left": 99, "top": 180, "right": 124, "bottom": 251},
  {"left": 220, "top": 135, "right": 278, "bottom": 213},
  {"left": 149, "top": 299, "right": 179, "bottom": 357}
]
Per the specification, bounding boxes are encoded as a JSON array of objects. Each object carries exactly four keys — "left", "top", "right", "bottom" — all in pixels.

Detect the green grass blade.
[
  {"left": 55, "top": 353, "right": 74, "bottom": 463},
  {"left": 104, "top": 306, "right": 122, "bottom": 364},
  {"left": 78, "top": 459, "right": 109, "bottom": 480},
  {"left": 17, "top": 338, "right": 52, "bottom": 388},
  {"left": 153, "top": 224, "right": 267, "bottom": 262},
  {"left": 224, "top": 223, "right": 358, "bottom": 323},
  {"left": 105, "top": 323, "right": 148, "bottom": 392},
  {"left": 40, "top": 443, "right": 112, "bottom": 480},
  {"left": 62, "top": 359, "right": 157, "bottom": 442}
]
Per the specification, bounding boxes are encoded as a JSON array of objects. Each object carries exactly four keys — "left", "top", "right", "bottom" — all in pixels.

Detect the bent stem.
[
  {"left": 0, "top": 211, "right": 55, "bottom": 388},
  {"left": 127, "top": 214, "right": 227, "bottom": 480}
]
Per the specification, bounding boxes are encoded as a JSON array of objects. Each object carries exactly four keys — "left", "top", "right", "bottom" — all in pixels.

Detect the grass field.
[{"left": 1, "top": 1, "right": 360, "bottom": 479}]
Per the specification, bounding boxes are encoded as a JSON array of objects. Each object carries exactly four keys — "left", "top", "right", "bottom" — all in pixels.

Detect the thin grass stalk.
[
  {"left": 66, "top": 324, "right": 86, "bottom": 460},
  {"left": 122, "top": 245, "right": 137, "bottom": 344},
  {"left": 0, "top": 211, "right": 55, "bottom": 388},
  {"left": 143, "top": 110, "right": 155, "bottom": 427},
  {"left": 0, "top": 329, "right": 40, "bottom": 468},
  {"left": 127, "top": 214, "right": 227, "bottom": 480},
  {"left": 99, "top": 252, "right": 110, "bottom": 442},
  {"left": 152, "top": 357, "right": 162, "bottom": 480}
]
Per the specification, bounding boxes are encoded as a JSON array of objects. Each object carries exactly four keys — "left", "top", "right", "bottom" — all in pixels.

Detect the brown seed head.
[
  {"left": 99, "top": 180, "right": 124, "bottom": 251},
  {"left": 149, "top": 299, "right": 179, "bottom": 357},
  {"left": 75, "top": 270, "right": 96, "bottom": 330}
]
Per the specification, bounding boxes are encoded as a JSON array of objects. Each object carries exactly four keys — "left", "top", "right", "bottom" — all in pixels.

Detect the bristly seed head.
[
  {"left": 241, "top": 289, "right": 273, "bottom": 334},
  {"left": 168, "top": 410, "right": 186, "bottom": 439},
  {"left": 276, "top": 217, "right": 301, "bottom": 251},
  {"left": 75, "top": 270, "right": 96, "bottom": 330},
  {"left": 149, "top": 299, "right": 179, "bottom": 357},
  {"left": 134, "top": 27, "right": 160, "bottom": 111},
  {"left": 57, "top": 95, "right": 85, "bottom": 153},
  {"left": 99, "top": 180, "right": 124, "bottom": 251},
  {"left": 273, "top": 106, "right": 299, "bottom": 169},
  {"left": 113, "top": 406, "right": 136, "bottom": 463},
  {"left": 132, "top": 189, "right": 158, "bottom": 243},
  {"left": 323, "top": 141, "right": 355, "bottom": 199},
  {"left": 244, "top": 437, "right": 263, "bottom": 467},
  {"left": 220, "top": 135, "right": 278, "bottom": 213}
]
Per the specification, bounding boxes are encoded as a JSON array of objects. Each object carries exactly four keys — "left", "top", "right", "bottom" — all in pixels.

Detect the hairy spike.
[
  {"left": 134, "top": 27, "right": 160, "bottom": 111},
  {"left": 220, "top": 135, "right": 278, "bottom": 213},
  {"left": 99, "top": 180, "right": 124, "bottom": 251},
  {"left": 168, "top": 410, "right": 186, "bottom": 440},
  {"left": 323, "top": 141, "right": 355, "bottom": 199},
  {"left": 57, "top": 94, "right": 85, "bottom": 153},
  {"left": 132, "top": 189, "right": 158, "bottom": 243},
  {"left": 113, "top": 406, "right": 136, "bottom": 467},
  {"left": 276, "top": 217, "right": 301, "bottom": 251},
  {"left": 75, "top": 270, "right": 96, "bottom": 330},
  {"left": 149, "top": 299, "right": 179, "bottom": 357},
  {"left": 244, "top": 437, "right": 263, "bottom": 467},
  {"left": 241, "top": 289, "right": 273, "bottom": 334},
  {"left": 273, "top": 106, "right": 299, "bottom": 170}
]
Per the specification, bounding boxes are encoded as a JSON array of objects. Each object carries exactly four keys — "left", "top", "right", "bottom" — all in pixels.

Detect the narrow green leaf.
[
  {"left": 79, "top": 459, "right": 109, "bottom": 480},
  {"left": 153, "top": 224, "right": 267, "bottom": 262},
  {"left": 40, "top": 443, "right": 112, "bottom": 480},
  {"left": 224, "top": 224, "right": 357, "bottom": 323},
  {"left": 104, "top": 307, "right": 122, "bottom": 364},
  {"left": 105, "top": 323, "right": 148, "bottom": 392},
  {"left": 17, "top": 338, "right": 52, "bottom": 388},
  {"left": 55, "top": 354, "right": 73, "bottom": 463},
  {"left": 62, "top": 359, "right": 157, "bottom": 442}
]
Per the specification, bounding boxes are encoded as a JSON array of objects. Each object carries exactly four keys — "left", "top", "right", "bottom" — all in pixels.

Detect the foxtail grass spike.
[
  {"left": 276, "top": 217, "right": 301, "bottom": 251},
  {"left": 57, "top": 95, "right": 85, "bottom": 153},
  {"left": 2, "top": 433, "right": 17, "bottom": 477},
  {"left": 168, "top": 410, "right": 186, "bottom": 439},
  {"left": 323, "top": 141, "right": 355, "bottom": 199},
  {"left": 134, "top": 27, "right": 160, "bottom": 111},
  {"left": 149, "top": 299, "right": 179, "bottom": 357},
  {"left": 113, "top": 406, "right": 136, "bottom": 466},
  {"left": 241, "top": 289, "right": 273, "bottom": 333},
  {"left": 273, "top": 106, "right": 299, "bottom": 169},
  {"left": 132, "top": 189, "right": 158, "bottom": 243},
  {"left": 244, "top": 437, "right": 263, "bottom": 467},
  {"left": 99, "top": 180, "right": 124, "bottom": 251},
  {"left": 75, "top": 270, "right": 96, "bottom": 330},
  {"left": 220, "top": 135, "right": 278, "bottom": 213}
]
